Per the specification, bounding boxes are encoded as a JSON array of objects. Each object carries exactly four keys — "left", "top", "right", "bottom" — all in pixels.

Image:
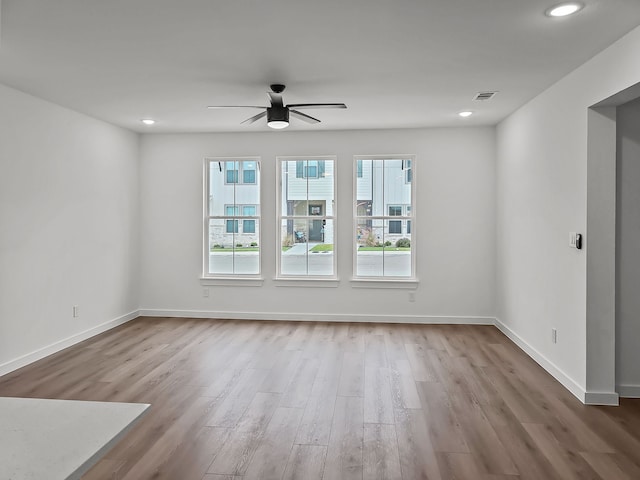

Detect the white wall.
[
  {"left": 0, "top": 82, "right": 140, "bottom": 374},
  {"left": 139, "top": 127, "right": 496, "bottom": 322},
  {"left": 496, "top": 25, "right": 640, "bottom": 403},
  {"left": 616, "top": 98, "right": 640, "bottom": 396}
]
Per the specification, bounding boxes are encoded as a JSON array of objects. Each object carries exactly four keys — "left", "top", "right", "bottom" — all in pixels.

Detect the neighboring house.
[
  {"left": 356, "top": 158, "right": 412, "bottom": 246},
  {"left": 281, "top": 159, "right": 335, "bottom": 245},
  {"left": 209, "top": 159, "right": 260, "bottom": 247}
]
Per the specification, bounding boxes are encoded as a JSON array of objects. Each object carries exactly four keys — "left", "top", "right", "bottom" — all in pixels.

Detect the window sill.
[
  {"left": 350, "top": 278, "right": 419, "bottom": 289},
  {"left": 273, "top": 278, "right": 340, "bottom": 288},
  {"left": 200, "top": 277, "right": 264, "bottom": 287}
]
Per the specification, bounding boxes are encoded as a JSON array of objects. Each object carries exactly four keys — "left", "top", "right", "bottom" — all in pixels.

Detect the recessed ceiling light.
[
  {"left": 141, "top": 119, "right": 155, "bottom": 125},
  {"left": 546, "top": 2, "right": 584, "bottom": 17},
  {"left": 458, "top": 111, "right": 473, "bottom": 118}
]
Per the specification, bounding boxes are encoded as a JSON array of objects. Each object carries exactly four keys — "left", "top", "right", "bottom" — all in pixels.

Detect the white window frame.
[
  {"left": 202, "top": 157, "right": 262, "bottom": 284},
  {"left": 352, "top": 155, "right": 417, "bottom": 285},
  {"left": 276, "top": 155, "right": 338, "bottom": 283}
]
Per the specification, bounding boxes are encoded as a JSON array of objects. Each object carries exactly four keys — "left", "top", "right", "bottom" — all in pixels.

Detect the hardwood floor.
[{"left": 1, "top": 317, "right": 639, "bottom": 479}]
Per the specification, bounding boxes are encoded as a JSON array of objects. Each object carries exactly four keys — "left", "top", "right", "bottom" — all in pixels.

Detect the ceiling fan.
[{"left": 207, "top": 84, "right": 347, "bottom": 129}]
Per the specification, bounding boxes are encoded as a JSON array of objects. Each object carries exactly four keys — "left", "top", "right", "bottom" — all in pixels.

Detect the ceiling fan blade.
[
  {"left": 290, "top": 109, "right": 321, "bottom": 124},
  {"left": 240, "top": 111, "right": 267, "bottom": 124},
  {"left": 286, "top": 103, "right": 347, "bottom": 109},
  {"left": 207, "top": 105, "right": 265, "bottom": 109},
  {"left": 267, "top": 92, "right": 284, "bottom": 107}
]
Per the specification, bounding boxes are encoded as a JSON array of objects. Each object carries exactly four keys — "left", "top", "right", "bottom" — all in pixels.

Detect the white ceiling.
[{"left": 1, "top": 0, "right": 639, "bottom": 133}]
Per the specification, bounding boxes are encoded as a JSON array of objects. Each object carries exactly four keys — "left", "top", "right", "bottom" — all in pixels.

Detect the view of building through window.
[
  {"left": 355, "top": 157, "right": 414, "bottom": 277},
  {"left": 204, "top": 155, "right": 414, "bottom": 280},
  {"left": 279, "top": 158, "right": 336, "bottom": 277},
  {"left": 206, "top": 158, "right": 260, "bottom": 275}
]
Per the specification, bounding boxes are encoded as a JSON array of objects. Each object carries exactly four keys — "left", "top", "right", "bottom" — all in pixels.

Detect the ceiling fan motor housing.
[{"left": 267, "top": 106, "right": 289, "bottom": 123}]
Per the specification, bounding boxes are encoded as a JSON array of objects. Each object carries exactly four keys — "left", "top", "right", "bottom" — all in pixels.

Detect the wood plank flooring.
[{"left": 1, "top": 317, "right": 639, "bottom": 479}]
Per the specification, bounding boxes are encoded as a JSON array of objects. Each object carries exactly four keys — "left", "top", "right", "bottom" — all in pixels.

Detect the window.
[
  {"left": 243, "top": 162, "right": 257, "bottom": 184},
  {"left": 296, "top": 160, "right": 326, "bottom": 179},
  {"left": 243, "top": 206, "right": 256, "bottom": 216},
  {"left": 354, "top": 156, "right": 415, "bottom": 278},
  {"left": 279, "top": 157, "right": 336, "bottom": 278},
  {"left": 226, "top": 219, "right": 239, "bottom": 233},
  {"left": 225, "top": 162, "right": 238, "bottom": 184},
  {"left": 205, "top": 158, "right": 261, "bottom": 276},
  {"left": 225, "top": 160, "right": 257, "bottom": 185},
  {"left": 388, "top": 205, "right": 402, "bottom": 216},
  {"left": 243, "top": 219, "right": 256, "bottom": 233}
]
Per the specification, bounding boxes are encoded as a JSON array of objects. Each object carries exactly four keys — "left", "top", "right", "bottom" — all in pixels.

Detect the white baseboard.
[
  {"left": 585, "top": 391, "right": 619, "bottom": 405},
  {"left": 0, "top": 310, "right": 140, "bottom": 377},
  {"left": 138, "top": 309, "right": 496, "bottom": 325},
  {"left": 617, "top": 385, "right": 640, "bottom": 398},
  {"left": 495, "top": 318, "right": 620, "bottom": 406},
  {"left": 494, "top": 318, "right": 589, "bottom": 404}
]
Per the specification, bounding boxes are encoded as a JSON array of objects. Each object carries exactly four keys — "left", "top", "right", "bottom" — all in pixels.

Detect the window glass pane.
[
  {"left": 384, "top": 160, "right": 410, "bottom": 209},
  {"left": 281, "top": 219, "right": 308, "bottom": 276},
  {"left": 308, "top": 167, "right": 334, "bottom": 209},
  {"left": 356, "top": 218, "right": 384, "bottom": 277},
  {"left": 208, "top": 219, "right": 233, "bottom": 275},
  {"left": 208, "top": 219, "right": 259, "bottom": 275},
  {"left": 242, "top": 205, "right": 256, "bottom": 216},
  {"left": 243, "top": 219, "right": 255, "bottom": 233},
  {"left": 355, "top": 157, "right": 413, "bottom": 278},
  {"left": 243, "top": 169, "right": 255, "bottom": 184},
  {"left": 383, "top": 231, "right": 411, "bottom": 276},
  {"left": 207, "top": 159, "right": 260, "bottom": 277},
  {"left": 226, "top": 219, "right": 238, "bottom": 233},
  {"left": 308, "top": 219, "right": 334, "bottom": 276},
  {"left": 279, "top": 158, "right": 335, "bottom": 277},
  {"left": 226, "top": 161, "right": 238, "bottom": 184},
  {"left": 210, "top": 163, "right": 236, "bottom": 216},
  {"left": 356, "top": 159, "right": 385, "bottom": 216},
  {"left": 240, "top": 220, "right": 260, "bottom": 274},
  {"left": 243, "top": 161, "right": 257, "bottom": 184},
  {"left": 306, "top": 165, "right": 317, "bottom": 178},
  {"left": 282, "top": 161, "right": 308, "bottom": 216}
]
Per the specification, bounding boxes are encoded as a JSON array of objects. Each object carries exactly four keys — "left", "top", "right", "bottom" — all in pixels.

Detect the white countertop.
[{"left": 0, "top": 397, "right": 149, "bottom": 480}]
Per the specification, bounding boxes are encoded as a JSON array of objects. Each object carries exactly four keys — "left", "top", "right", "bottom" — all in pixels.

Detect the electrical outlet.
[
  {"left": 408, "top": 291, "right": 415, "bottom": 303},
  {"left": 203, "top": 288, "right": 210, "bottom": 298},
  {"left": 552, "top": 328, "right": 557, "bottom": 344},
  {"left": 72, "top": 305, "right": 79, "bottom": 318}
]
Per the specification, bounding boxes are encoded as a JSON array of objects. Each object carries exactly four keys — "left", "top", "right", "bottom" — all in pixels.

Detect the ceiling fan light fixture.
[
  {"left": 267, "top": 120, "right": 289, "bottom": 129},
  {"left": 545, "top": 2, "right": 584, "bottom": 17},
  {"left": 267, "top": 107, "right": 289, "bottom": 129}
]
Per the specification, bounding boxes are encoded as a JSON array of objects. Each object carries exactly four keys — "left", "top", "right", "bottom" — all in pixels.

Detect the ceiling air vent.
[{"left": 473, "top": 91, "right": 498, "bottom": 101}]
